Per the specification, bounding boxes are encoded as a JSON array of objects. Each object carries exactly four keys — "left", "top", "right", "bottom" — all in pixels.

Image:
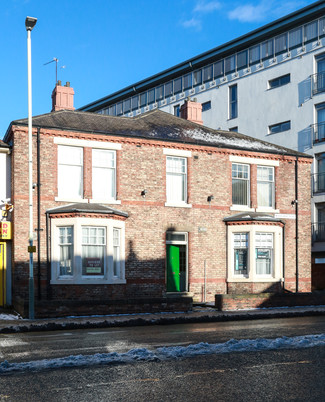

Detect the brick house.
[{"left": 2, "top": 85, "right": 312, "bottom": 317}]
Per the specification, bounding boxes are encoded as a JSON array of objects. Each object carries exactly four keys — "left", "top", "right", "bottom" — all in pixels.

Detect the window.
[
  {"left": 59, "top": 226, "right": 73, "bottom": 276},
  {"left": 140, "top": 92, "right": 147, "bottom": 107},
  {"left": 82, "top": 226, "right": 106, "bottom": 276},
  {"left": 166, "top": 156, "right": 187, "bottom": 204},
  {"left": 314, "top": 56, "right": 325, "bottom": 95},
  {"left": 156, "top": 85, "right": 164, "bottom": 101},
  {"left": 58, "top": 145, "right": 83, "bottom": 199},
  {"left": 269, "top": 121, "right": 291, "bottom": 134},
  {"left": 116, "top": 102, "right": 123, "bottom": 116},
  {"left": 274, "top": 33, "right": 287, "bottom": 54},
  {"left": 183, "top": 73, "right": 192, "bottom": 90},
  {"left": 174, "top": 104, "right": 180, "bottom": 117},
  {"left": 131, "top": 95, "right": 138, "bottom": 111},
  {"left": 227, "top": 225, "right": 282, "bottom": 283},
  {"left": 52, "top": 217, "right": 125, "bottom": 284},
  {"left": 269, "top": 74, "right": 290, "bottom": 89},
  {"left": 193, "top": 70, "right": 202, "bottom": 86},
  {"left": 123, "top": 99, "right": 131, "bottom": 113},
  {"left": 255, "top": 233, "right": 273, "bottom": 275},
  {"left": 225, "top": 55, "right": 235, "bottom": 74},
  {"left": 232, "top": 163, "right": 249, "bottom": 206},
  {"left": 202, "top": 101, "right": 211, "bottom": 112},
  {"left": 174, "top": 77, "right": 182, "bottom": 94},
  {"left": 165, "top": 81, "right": 173, "bottom": 98},
  {"left": 92, "top": 149, "right": 116, "bottom": 201},
  {"left": 213, "top": 60, "right": 223, "bottom": 78},
  {"left": 304, "top": 21, "right": 318, "bottom": 43},
  {"left": 316, "top": 103, "right": 325, "bottom": 142},
  {"left": 257, "top": 166, "right": 274, "bottom": 208},
  {"left": 113, "top": 228, "right": 121, "bottom": 277},
  {"left": 203, "top": 65, "right": 213, "bottom": 83},
  {"left": 229, "top": 84, "right": 237, "bottom": 119},
  {"left": 237, "top": 50, "right": 248, "bottom": 70},
  {"left": 229, "top": 127, "right": 238, "bottom": 132},
  {"left": 108, "top": 105, "right": 116, "bottom": 116},
  {"left": 148, "top": 89, "right": 155, "bottom": 104},
  {"left": 234, "top": 233, "right": 248, "bottom": 275},
  {"left": 249, "top": 44, "right": 260, "bottom": 65},
  {"left": 261, "top": 39, "right": 274, "bottom": 60},
  {"left": 289, "top": 27, "right": 302, "bottom": 48}
]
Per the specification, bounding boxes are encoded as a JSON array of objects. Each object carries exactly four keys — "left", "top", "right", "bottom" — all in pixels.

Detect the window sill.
[
  {"left": 230, "top": 205, "right": 255, "bottom": 212},
  {"left": 255, "top": 207, "right": 279, "bottom": 213},
  {"left": 89, "top": 199, "right": 121, "bottom": 205},
  {"left": 55, "top": 197, "right": 88, "bottom": 203},
  {"left": 51, "top": 278, "right": 127, "bottom": 285},
  {"left": 227, "top": 277, "right": 280, "bottom": 283},
  {"left": 165, "top": 202, "right": 192, "bottom": 208}
]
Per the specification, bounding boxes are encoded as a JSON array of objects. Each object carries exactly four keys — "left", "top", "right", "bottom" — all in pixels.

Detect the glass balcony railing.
[
  {"left": 311, "top": 172, "right": 325, "bottom": 194},
  {"left": 312, "top": 71, "right": 325, "bottom": 95},
  {"left": 312, "top": 122, "right": 325, "bottom": 143},
  {"left": 312, "top": 222, "right": 325, "bottom": 243}
]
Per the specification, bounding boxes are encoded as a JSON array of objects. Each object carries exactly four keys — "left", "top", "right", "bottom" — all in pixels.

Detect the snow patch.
[{"left": 0, "top": 333, "right": 324, "bottom": 373}]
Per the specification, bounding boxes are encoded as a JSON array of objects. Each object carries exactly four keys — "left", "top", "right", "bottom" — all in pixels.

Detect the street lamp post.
[{"left": 25, "top": 16, "right": 37, "bottom": 319}]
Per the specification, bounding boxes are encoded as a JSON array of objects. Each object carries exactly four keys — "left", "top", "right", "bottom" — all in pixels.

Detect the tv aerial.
[{"left": 44, "top": 57, "right": 66, "bottom": 85}]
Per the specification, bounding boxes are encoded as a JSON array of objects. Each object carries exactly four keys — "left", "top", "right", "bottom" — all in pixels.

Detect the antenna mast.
[{"left": 43, "top": 57, "right": 59, "bottom": 85}]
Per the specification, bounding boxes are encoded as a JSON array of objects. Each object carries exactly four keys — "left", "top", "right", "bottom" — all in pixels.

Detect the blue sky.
[{"left": 0, "top": 0, "right": 313, "bottom": 138}]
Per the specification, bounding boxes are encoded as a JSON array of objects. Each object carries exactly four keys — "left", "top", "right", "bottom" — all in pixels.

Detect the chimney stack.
[
  {"left": 180, "top": 98, "right": 203, "bottom": 125},
  {"left": 51, "top": 81, "right": 75, "bottom": 112}
]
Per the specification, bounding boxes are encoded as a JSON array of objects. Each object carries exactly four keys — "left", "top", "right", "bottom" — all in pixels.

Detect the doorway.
[{"left": 166, "top": 232, "right": 188, "bottom": 292}]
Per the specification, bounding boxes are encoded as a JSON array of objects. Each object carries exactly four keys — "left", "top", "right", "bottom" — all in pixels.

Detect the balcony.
[
  {"left": 312, "top": 122, "right": 325, "bottom": 144},
  {"left": 311, "top": 172, "right": 325, "bottom": 194},
  {"left": 312, "top": 222, "right": 325, "bottom": 243},
  {"left": 312, "top": 72, "right": 325, "bottom": 96}
]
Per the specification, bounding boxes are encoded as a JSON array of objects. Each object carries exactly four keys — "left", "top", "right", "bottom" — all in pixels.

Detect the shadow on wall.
[{"left": 297, "top": 126, "right": 313, "bottom": 152}]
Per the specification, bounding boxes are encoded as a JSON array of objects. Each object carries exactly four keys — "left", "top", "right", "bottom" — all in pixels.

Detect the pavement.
[{"left": 1, "top": 304, "right": 325, "bottom": 334}]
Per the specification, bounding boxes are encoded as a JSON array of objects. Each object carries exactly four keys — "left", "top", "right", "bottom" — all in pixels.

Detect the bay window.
[
  {"left": 234, "top": 233, "right": 248, "bottom": 275},
  {"left": 255, "top": 232, "right": 273, "bottom": 275},
  {"left": 82, "top": 227, "right": 106, "bottom": 276},
  {"left": 59, "top": 226, "right": 73, "bottom": 276}
]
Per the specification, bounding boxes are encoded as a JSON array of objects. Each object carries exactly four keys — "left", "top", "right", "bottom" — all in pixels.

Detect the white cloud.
[
  {"left": 194, "top": 1, "right": 222, "bottom": 13},
  {"left": 228, "top": 0, "right": 308, "bottom": 23},
  {"left": 181, "top": 0, "right": 222, "bottom": 30}
]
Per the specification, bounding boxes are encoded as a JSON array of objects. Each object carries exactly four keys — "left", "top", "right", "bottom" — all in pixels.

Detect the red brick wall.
[{"left": 8, "top": 125, "right": 312, "bottom": 313}]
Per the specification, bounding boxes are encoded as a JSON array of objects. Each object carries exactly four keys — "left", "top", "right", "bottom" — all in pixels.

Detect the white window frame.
[
  {"left": 51, "top": 217, "right": 125, "bottom": 285},
  {"left": 257, "top": 166, "right": 275, "bottom": 210},
  {"left": 227, "top": 224, "right": 283, "bottom": 283},
  {"left": 232, "top": 163, "right": 250, "bottom": 208},
  {"left": 164, "top": 149, "right": 192, "bottom": 208},
  {"left": 57, "top": 145, "right": 83, "bottom": 201},
  {"left": 91, "top": 149, "right": 117, "bottom": 203}
]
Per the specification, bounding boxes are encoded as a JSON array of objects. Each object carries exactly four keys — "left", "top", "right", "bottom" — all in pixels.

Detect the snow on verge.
[{"left": 0, "top": 333, "right": 324, "bottom": 373}]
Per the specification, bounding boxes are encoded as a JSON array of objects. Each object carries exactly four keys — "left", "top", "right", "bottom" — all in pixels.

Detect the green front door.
[{"left": 166, "top": 244, "right": 186, "bottom": 292}]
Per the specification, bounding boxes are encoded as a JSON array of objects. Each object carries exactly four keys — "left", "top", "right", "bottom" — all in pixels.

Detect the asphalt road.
[
  {"left": 1, "top": 315, "right": 325, "bottom": 363},
  {"left": 0, "top": 346, "right": 324, "bottom": 401}
]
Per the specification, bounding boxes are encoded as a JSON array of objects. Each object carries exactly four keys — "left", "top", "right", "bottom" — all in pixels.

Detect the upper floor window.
[
  {"left": 202, "top": 101, "right": 211, "bottom": 112},
  {"left": 257, "top": 166, "right": 274, "bottom": 208},
  {"left": 229, "top": 84, "right": 238, "bottom": 119},
  {"left": 174, "top": 104, "right": 180, "bottom": 117},
  {"left": 268, "top": 121, "right": 291, "bottom": 134},
  {"left": 268, "top": 74, "right": 290, "bottom": 89},
  {"left": 232, "top": 163, "right": 249, "bottom": 206},
  {"left": 58, "top": 145, "right": 83, "bottom": 199},
  {"left": 92, "top": 149, "right": 116, "bottom": 201},
  {"left": 166, "top": 156, "right": 187, "bottom": 204},
  {"left": 59, "top": 226, "right": 73, "bottom": 277}
]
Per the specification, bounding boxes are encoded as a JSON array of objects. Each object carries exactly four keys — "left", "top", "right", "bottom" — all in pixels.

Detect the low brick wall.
[
  {"left": 14, "top": 295, "right": 193, "bottom": 318},
  {"left": 215, "top": 291, "right": 325, "bottom": 311}
]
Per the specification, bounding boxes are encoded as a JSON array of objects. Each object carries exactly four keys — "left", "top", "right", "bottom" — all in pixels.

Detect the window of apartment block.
[
  {"left": 213, "top": 60, "right": 223, "bottom": 78},
  {"left": 59, "top": 226, "right": 73, "bottom": 276},
  {"left": 249, "top": 44, "right": 260, "bottom": 65},
  {"left": 52, "top": 217, "right": 125, "bottom": 284},
  {"left": 203, "top": 65, "right": 213, "bottom": 82},
  {"left": 237, "top": 50, "right": 248, "bottom": 70},
  {"left": 183, "top": 73, "right": 192, "bottom": 90},
  {"left": 156, "top": 85, "right": 164, "bottom": 101},
  {"left": 315, "top": 55, "right": 325, "bottom": 95},
  {"left": 165, "top": 81, "right": 173, "bottom": 98},
  {"left": 304, "top": 20, "right": 318, "bottom": 43},
  {"left": 140, "top": 92, "right": 147, "bottom": 107},
  {"left": 202, "top": 101, "right": 211, "bottom": 112},
  {"left": 123, "top": 98, "right": 131, "bottom": 114},
  {"left": 166, "top": 156, "right": 187, "bottom": 204},
  {"left": 174, "top": 77, "right": 182, "bottom": 94},
  {"left": 229, "top": 84, "right": 238, "bottom": 119},
  {"left": 268, "top": 121, "right": 291, "bottom": 134},
  {"left": 268, "top": 74, "right": 290, "bottom": 89},
  {"left": 261, "top": 39, "right": 274, "bottom": 60},
  {"left": 82, "top": 226, "right": 106, "bottom": 276},
  {"left": 92, "top": 149, "right": 116, "bottom": 201},
  {"left": 174, "top": 105, "right": 180, "bottom": 117},
  {"left": 274, "top": 33, "right": 287, "bottom": 55},
  {"left": 229, "top": 127, "right": 238, "bottom": 132},
  {"left": 232, "top": 163, "right": 249, "bottom": 206},
  {"left": 58, "top": 145, "right": 83, "bottom": 199},
  {"left": 234, "top": 232, "right": 248, "bottom": 275},
  {"left": 225, "top": 55, "right": 236, "bottom": 74},
  {"left": 316, "top": 153, "right": 325, "bottom": 192},
  {"left": 257, "top": 166, "right": 274, "bottom": 208},
  {"left": 148, "top": 89, "right": 155, "bottom": 104},
  {"left": 255, "top": 232, "right": 273, "bottom": 275},
  {"left": 193, "top": 70, "right": 202, "bottom": 86},
  {"left": 131, "top": 95, "right": 138, "bottom": 111},
  {"left": 116, "top": 102, "right": 123, "bottom": 116},
  {"left": 289, "top": 27, "right": 302, "bottom": 48}
]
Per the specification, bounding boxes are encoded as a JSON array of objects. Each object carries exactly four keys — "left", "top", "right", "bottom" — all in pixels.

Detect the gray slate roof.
[
  {"left": 0, "top": 139, "right": 9, "bottom": 148},
  {"left": 46, "top": 203, "right": 128, "bottom": 218},
  {"left": 10, "top": 109, "right": 309, "bottom": 157},
  {"left": 224, "top": 212, "right": 284, "bottom": 223}
]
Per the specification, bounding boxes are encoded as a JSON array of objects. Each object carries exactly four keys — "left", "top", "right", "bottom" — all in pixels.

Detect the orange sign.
[{"left": 0, "top": 222, "right": 11, "bottom": 240}]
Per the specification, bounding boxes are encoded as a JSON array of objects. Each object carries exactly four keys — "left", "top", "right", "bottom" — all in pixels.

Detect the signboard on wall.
[
  {"left": 85, "top": 258, "right": 102, "bottom": 274},
  {"left": 0, "top": 222, "right": 11, "bottom": 240}
]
